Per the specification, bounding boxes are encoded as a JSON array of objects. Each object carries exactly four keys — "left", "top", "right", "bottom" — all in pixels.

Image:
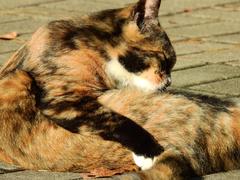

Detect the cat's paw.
[{"left": 132, "top": 153, "right": 157, "bottom": 170}]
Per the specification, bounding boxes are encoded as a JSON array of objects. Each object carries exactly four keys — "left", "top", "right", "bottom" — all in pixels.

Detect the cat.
[
  {"left": 0, "top": 70, "right": 239, "bottom": 179},
  {"left": 0, "top": 0, "right": 176, "bottom": 170}
]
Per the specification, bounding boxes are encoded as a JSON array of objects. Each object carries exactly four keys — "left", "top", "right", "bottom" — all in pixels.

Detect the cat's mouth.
[
  {"left": 157, "top": 86, "right": 167, "bottom": 93},
  {"left": 157, "top": 76, "right": 171, "bottom": 92}
]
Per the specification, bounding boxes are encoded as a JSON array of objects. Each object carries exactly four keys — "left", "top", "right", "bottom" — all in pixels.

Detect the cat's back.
[{"left": 0, "top": 6, "right": 132, "bottom": 76}]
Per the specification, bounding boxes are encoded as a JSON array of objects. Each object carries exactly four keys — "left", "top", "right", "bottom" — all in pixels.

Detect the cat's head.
[{"left": 106, "top": 0, "right": 176, "bottom": 93}]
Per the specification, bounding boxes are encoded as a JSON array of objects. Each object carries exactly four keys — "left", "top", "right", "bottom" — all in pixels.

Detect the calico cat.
[
  {"left": 0, "top": 70, "right": 239, "bottom": 179},
  {"left": 0, "top": 0, "right": 176, "bottom": 170}
]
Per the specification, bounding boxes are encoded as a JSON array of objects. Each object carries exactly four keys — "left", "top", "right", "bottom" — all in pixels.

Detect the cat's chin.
[{"left": 131, "top": 75, "right": 170, "bottom": 93}]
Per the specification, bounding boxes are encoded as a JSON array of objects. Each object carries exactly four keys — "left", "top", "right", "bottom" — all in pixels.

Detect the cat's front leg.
[
  {"left": 132, "top": 152, "right": 157, "bottom": 170},
  {"left": 82, "top": 105, "right": 164, "bottom": 170},
  {"left": 47, "top": 99, "right": 163, "bottom": 170},
  {"left": 113, "top": 151, "right": 197, "bottom": 180}
]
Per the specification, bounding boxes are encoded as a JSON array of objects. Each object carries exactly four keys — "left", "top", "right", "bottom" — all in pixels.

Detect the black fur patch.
[
  {"left": 48, "top": 101, "right": 164, "bottom": 157},
  {"left": 47, "top": 96, "right": 98, "bottom": 114},
  {"left": 45, "top": 18, "right": 126, "bottom": 59},
  {"left": 119, "top": 51, "right": 149, "bottom": 73},
  {"left": 192, "top": 128, "right": 213, "bottom": 173}
]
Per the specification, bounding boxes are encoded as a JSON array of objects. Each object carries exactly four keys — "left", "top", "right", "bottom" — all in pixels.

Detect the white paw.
[{"left": 132, "top": 153, "right": 157, "bottom": 170}]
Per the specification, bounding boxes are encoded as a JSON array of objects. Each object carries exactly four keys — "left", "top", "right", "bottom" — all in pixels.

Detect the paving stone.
[
  {"left": 95, "top": 0, "right": 135, "bottom": 4},
  {"left": 0, "top": 18, "right": 47, "bottom": 35},
  {"left": 0, "top": 6, "right": 82, "bottom": 20},
  {"left": 171, "top": 64, "right": 240, "bottom": 87},
  {"left": 0, "top": 0, "right": 65, "bottom": 10},
  {"left": 225, "top": 59, "right": 240, "bottom": 67},
  {"left": 174, "top": 48, "right": 240, "bottom": 70},
  {"left": 160, "top": 14, "right": 216, "bottom": 29},
  {"left": 190, "top": 7, "right": 240, "bottom": 22},
  {"left": 169, "top": 87, "right": 227, "bottom": 98},
  {"left": 159, "top": 0, "right": 239, "bottom": 15},
  {"left": 0, "top": 14, "right": 28, "bottom": 24},
  {"left": 204, "top": 33, "right": 240, "bottom": 45},
  {"left": 167, "top": 21, "right": 240, "bottom": 38},
  {"left": 0, "top": 40, "right": 22, "bottom": 54},
  {"left": 230, "top": 97, "right": 240, "bottom": 104},
  {"left": 40, "top": 0, "right": 115, "bottom": 14},
  {"left": 189, "top": 78, "right": 240, "bottom": 96},
  {"left": 173, "top": 40, "right": 234, "bottom": 56},
  {"left": 201, "top": 170, "right": 240, "bottom": 180},
  {"left": 219, "top": 2, "right": 240, "bottom": 11},
  {"left": 0, "top": 52, "right": 13, "bottom": 65},
  {"left": 0, "top": 34, "right": 29, "bottom": 54},
  {"left": 0, "top": 170, "right": 82, "bottom": 180},
  {"left": 169, "top": 36, "right": 188, "bottom": 42},
  {"left": 40, "top": 0, "right": 135, "bottom": 13}
]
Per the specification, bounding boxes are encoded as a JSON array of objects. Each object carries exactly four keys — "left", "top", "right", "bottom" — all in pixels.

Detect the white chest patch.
[
  {"left": 131, "top": 76, "right": 159, "bottom": 93},
  {"left": 105, "top": 59, "right": 159, "bottom": 93}
]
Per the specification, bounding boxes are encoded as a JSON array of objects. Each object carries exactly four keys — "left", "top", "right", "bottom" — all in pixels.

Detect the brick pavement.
[{"left": 0, "top": 0, "right": 240, "bottom": 179}]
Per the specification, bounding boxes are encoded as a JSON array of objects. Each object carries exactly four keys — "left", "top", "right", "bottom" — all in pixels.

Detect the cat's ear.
[{"left": 132, "top": 0, "right": 161, "bottom": 30}]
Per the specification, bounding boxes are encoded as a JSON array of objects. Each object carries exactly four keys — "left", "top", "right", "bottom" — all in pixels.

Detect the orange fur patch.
[{"left": 231, "top": 108, "right": 240, "bottom": 145}]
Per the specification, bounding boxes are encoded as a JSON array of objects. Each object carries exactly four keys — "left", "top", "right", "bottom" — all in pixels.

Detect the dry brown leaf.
[
  {"left": 183, "top": 8, "right": 192, "bottom": 13},
  {"left": 82, "top": 164, "right": 137, "bottom": 178},
  {"left": 0, "top": 32, "right": 18, "bottom": 40}
]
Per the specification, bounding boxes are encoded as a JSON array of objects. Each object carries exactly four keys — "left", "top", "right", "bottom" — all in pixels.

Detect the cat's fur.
[
  {"left": 0, "top": 0, "right": 176, "bottom": 169},
  {"left": 100, "top": 89, "right": 240, "bottom": 179},
  {"left": 0, "top": 70, "right": 239, "bottom": 179}
]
